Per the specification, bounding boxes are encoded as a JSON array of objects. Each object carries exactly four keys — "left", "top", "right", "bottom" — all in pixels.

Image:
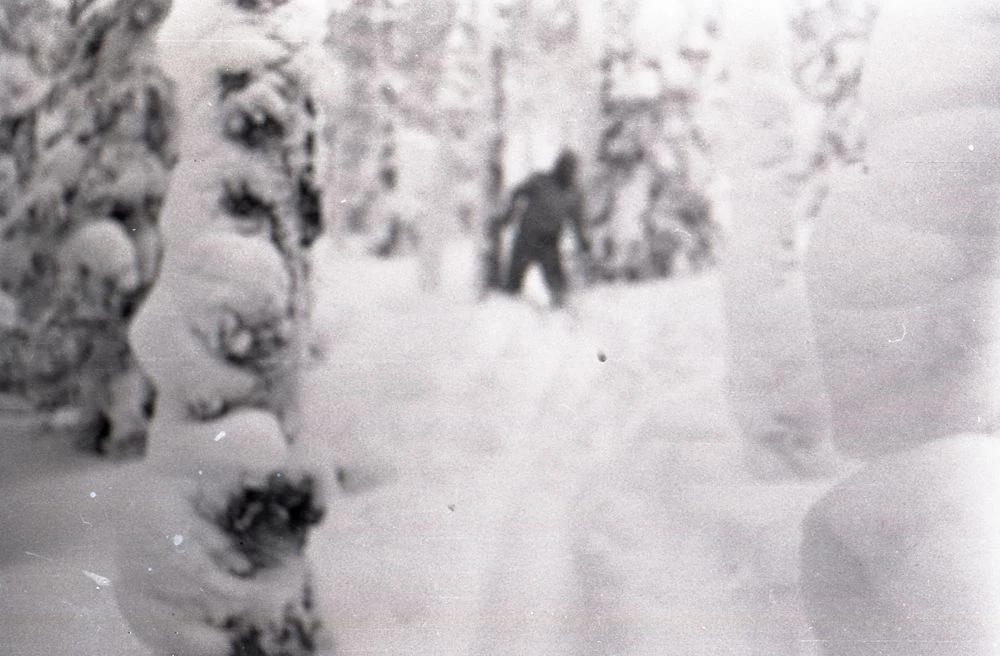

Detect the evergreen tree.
[
  {"left": 117, "top": 1, "right": 331, "bottom": 653},
  {"left": 0, "top": 0, "right": 177, "bottom": 456}
]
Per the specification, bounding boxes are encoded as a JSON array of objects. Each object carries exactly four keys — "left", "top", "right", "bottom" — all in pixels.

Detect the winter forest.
[{"left": 4, "top": 0, "right": 1000, "bottom": 654}]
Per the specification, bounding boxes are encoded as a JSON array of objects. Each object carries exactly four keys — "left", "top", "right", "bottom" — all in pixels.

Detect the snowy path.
[
  {"left": 2, "top": 237, "right": 836, "bottom": 655},
  {"left": 305, "top": 238, "right": 835, "bottom": 656}
]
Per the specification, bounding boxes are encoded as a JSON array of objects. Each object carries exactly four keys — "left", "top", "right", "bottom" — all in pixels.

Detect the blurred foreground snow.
[{"left": 1, "top": 236, "right": 836, "bottom": 655}]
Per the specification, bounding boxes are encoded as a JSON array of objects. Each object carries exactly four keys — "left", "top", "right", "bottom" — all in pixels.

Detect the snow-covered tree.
[
  {"left": 0, "top": 0, "right": 177, "bottom": 456},
  {"left": 325, "top": 0, "right": 460, "bottom": 255},
  {"left": 116, "top": 1, "right": 332, "bottom": 654},
  {"left": 375, "top": 0, "right": 457, "bottom": 268},
  {"left": 438, "top": 0, "right": 486, "bottom": 233},
  {"left": 323, "top": 0, "right": 381, "bottom": 234},
  {"left": 788, "top": 0, "right": 878, "bottom": 236},
  {"left": 587, "top": 0, "right": 724, "bottom": 281},
  {"left": 706, "top": 0, "right": 875, "bottom": 480},
  {"left": 142, "top": 0, "right": 324, "bottom": 437},
  {"left": 498, "top": 0, "right": 595, "bottom": 181}
]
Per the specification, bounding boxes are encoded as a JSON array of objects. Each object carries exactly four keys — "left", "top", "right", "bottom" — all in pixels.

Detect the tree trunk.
[
  {"left": 479, "top": 6, "right": 509, "bottom": 293},
  {"left": 323, "top": 0, "right": 382, "bottom": 238}
]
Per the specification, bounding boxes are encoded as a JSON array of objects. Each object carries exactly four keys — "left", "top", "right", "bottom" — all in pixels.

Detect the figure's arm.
[
  {"left": 569, "top": 191, "right": 591, "bottom": 253},
  {"left": 488, "top": 180, "right": 529, "bottom": 237}
]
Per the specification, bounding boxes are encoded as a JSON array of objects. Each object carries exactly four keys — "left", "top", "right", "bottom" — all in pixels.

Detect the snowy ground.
[{"left": 1, "top": 236, "right": 838, "bottom": 655}]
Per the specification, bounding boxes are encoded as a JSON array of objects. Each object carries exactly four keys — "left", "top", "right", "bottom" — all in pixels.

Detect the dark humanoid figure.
[{"left": 490, "top": 150, "right": 590, "bottom": 307}]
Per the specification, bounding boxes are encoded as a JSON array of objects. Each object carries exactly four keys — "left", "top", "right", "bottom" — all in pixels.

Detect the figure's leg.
[
  {"left": 373, "top": 220, "right": 400, "bottom": 258},
  {"left": 483, "top": 236, "right": 504, "bottom": 291},
  {"left": 538, "top": 243, "right": 568, "bottom": 308},
  {"left": 504, "top": 237, "right": 533, "bottom": 295}
]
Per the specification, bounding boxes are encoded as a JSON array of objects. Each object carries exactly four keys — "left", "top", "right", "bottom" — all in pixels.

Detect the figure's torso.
[{"left": 515, "top": 176, "right": 581, "bottom": 242}]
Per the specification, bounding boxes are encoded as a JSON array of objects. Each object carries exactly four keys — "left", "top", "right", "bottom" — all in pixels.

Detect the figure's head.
[{"left": 552, "top": 150, "right": 578, "bottom": 189}]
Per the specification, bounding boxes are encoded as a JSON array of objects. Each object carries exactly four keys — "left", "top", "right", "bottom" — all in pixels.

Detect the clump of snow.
[
  {"left": 113, "top": 450, "right": 322, "bottom": 656},
  {"left": 0, "top": 291, "right": 17, "bottom": 328},
  {"left": 150, "top": 408, "right": 288, "bottom": 478},
  {"left": 177, "top": 231, "right": 292, "bottom": 319},
  {"left": 130, "top": 234, "right": 292, "bottom": 431},
  {"left": 58, "top": 219, "right": 141, "bottom": 294},
  {"left": 0, "top": 55, "right": 48, "bottom": 116},
  {"left": 803, "top": 434, "right": 1000, "bottom": 654},
  {"left": 213, "top": 24, "right": 293, "bottom": 70},
  {"left": 31, "top": 137, "right": 90, "bottom": 189}
]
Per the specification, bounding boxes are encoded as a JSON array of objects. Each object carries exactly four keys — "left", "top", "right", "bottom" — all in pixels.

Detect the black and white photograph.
[{"left": 2, "top": 0, "right": 999, "bottom": 654}]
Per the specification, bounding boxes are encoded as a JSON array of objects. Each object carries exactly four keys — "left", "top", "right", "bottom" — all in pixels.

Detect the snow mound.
[
  {"left": 176, "top": 231, "right": 291, "bottom": 317},
  {"left": 59, "top": 219, "right": 141, "bottom": 292}
]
